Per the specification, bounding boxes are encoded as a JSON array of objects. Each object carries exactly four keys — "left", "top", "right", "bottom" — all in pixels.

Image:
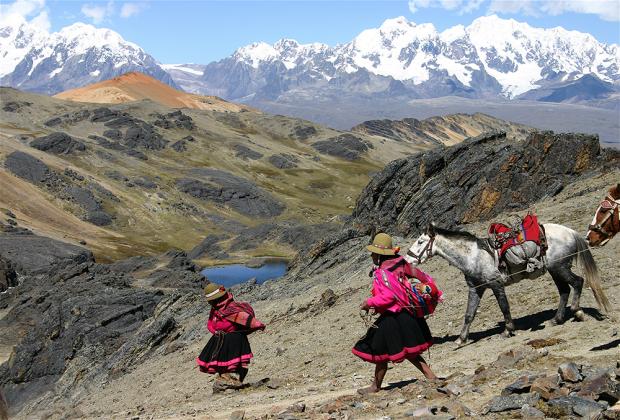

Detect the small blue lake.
[{"left": 200, "top": 262, "right": 288, "bottom": 288}]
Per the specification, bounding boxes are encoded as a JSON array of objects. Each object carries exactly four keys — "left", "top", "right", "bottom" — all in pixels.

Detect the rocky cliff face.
[
  {"left": 0, "top": 234, "right": 205, "bottom": 415},
  {"left": 351, "top": 131, "right": 620, "bottom": 237}
]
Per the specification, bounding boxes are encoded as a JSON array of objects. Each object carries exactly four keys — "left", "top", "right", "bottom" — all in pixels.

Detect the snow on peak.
[
  {"left": 0, "top": 15, "right": 47, "bottom": 77},
  {"left": 234, "top": 42, "right": 278, "bottom": 67}
]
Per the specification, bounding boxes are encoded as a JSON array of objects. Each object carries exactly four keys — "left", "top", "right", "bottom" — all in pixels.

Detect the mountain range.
[
  {"left": 190, "top": 15, "right": 620, "bottom": 104},
  {"left": 1, "top": 14, "right": 618, "bottom": 141}
]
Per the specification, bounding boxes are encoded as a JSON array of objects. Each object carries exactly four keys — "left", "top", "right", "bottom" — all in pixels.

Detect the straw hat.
[
  {"left": 366, "top": 233, "right": 398, "bottom": 256},
  {"left": 204, "top": 282, "right": 226, "bottom": 301}
]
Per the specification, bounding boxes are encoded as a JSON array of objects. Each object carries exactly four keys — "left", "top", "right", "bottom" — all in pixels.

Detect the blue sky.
[{"left": 8, "top": 0, "right": 620, "bottom": 64}]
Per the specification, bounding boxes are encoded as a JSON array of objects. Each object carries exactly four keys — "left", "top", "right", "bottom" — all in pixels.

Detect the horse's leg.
[
  {"left": 490, "top": 282, "right": 515, "bottom": 337},
  {"left": 569, "top": 274, "right": 585, "bottom": 321},
  {"left": 557, "top": 265, "right": 585, "bottom": 321},
  {"left": 457, "top": 285, "right": 485, "bottom": 345},
  {"left": 548, "top": 268, "right": 571, "bottom": 325}
]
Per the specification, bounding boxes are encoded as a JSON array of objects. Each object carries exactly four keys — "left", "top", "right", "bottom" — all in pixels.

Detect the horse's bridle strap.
[
  {"left": 589, "top": 195, "right": 620, "bottom": 238},
  {"left": 407, "top": 235, "right": 435, "bottom": 263}
]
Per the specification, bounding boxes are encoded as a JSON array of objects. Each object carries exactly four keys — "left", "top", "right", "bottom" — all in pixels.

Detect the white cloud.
[
  {"left": 120, "top": 2, "right": 148, "bottom": 18},
  {"left": 408, "top": 0, "right": 431, "bottom": 14},
  {"left": 409, "top": 0, "right": 620, "bottom": 20},
  {"left": 0, "top": 0, "right": 50, "bottom": 31},
  {"left": 488, "top": 0, "right": 540, "bottom": 16},
  {"left": 541, "top": 0, "right": 620, "bottom": 22},
  {"left": 408, "top": 0, "right": 484, "bottom": 14},
  {"left": 81, "top": 1, "right": 114, "bottom": 24}
]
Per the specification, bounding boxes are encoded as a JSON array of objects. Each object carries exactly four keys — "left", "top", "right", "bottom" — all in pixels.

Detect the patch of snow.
[
  {"left": 90, "top": 69, "right": 100, "bottom": 77},
  {"left": 49, "top": 67, "right": 62, "bottom": 78},
  {"left": 161, "top": 64, "right": 204, "bottom": 76}
]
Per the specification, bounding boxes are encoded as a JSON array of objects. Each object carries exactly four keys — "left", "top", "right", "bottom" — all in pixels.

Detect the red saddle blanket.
[{"left": 489, "top": 214, "right": 542, "bottom": 257}]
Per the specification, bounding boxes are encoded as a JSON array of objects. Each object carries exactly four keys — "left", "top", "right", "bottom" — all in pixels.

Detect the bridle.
[
  {"left": 588, "top": 194, "right": 620, "bottom": 241},
  {"left": 407, "top": 231, "right": 436, "bottom": 264}
]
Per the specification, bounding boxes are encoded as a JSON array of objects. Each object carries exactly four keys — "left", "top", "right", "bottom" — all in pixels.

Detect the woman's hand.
[{"left": 360, "top": 300, "right": 371, "bottom": 311}]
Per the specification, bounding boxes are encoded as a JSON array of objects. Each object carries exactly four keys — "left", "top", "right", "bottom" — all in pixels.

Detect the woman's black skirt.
[
  {"left": 196, "top": 332, "right": 253, "bottom": 374},
  {"left": 352, "top": 310, "right": 433, "bottom": 364}
]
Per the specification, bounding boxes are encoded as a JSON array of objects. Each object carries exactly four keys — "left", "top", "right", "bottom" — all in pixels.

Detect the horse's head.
[
  {"left": 405, "top": 223, "right": 437, "bottom": 266},
  {"left": 587, "top": 183, "right": 620, "bottom": 247}
]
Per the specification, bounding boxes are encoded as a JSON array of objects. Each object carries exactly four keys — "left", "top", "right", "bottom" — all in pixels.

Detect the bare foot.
[{"left": 357, "top": 385, "right": 380, "bottom": 395}]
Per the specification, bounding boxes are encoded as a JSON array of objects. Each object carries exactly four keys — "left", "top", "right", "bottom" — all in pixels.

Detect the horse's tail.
[{"left": 573, "top": 232, "right": 612, "bottom": 313}]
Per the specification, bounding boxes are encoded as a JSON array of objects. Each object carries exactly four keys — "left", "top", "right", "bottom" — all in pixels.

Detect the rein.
[{"left": 589, "top": 195, "right": 620, "bottom": 239}]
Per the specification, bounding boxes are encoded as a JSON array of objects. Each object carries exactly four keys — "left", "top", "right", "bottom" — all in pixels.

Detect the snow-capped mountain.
[
  {"left": 0, "top": 15, "right": 176, "bottom": 94},
  {"left": 191, "top": 15, "right": 619, "bottom": 103}
]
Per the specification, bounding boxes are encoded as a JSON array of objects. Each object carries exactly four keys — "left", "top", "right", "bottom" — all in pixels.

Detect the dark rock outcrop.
[
  {"left": 90, "top": 107, "right": 119, "bottom": 123},
  {"left": 103, "top": 129, "right": 122, "bottom": 140},
  {"left": 352, "top": 131, "right": 618, "bottom": 236},
  {"left": 175, "top": 169, "right": 284, "bottom": 218},
  {"left": 292, "top": 125, "right": 317, "bottom": 140},
  {"left": 312, "top": 134, "right": 373, "bottom": 160},
  {"left": 123, "top": 125, "right": 168, "bottom": 150},
  {"left": 0, "top": 233, "right": 93, "bottom": 275},
  {"left": 233, "top": 144, "right": 263, "bottom": 160},
  {"left": 188, "top": 235, "right": 229, "bottom": 260},
  {"left": 269, "top": 154, "right": 299, "bottom": 169},
  {"left": 4, "top": 151, "right": 62, "bottom": 188},
  {"left": 2, "top": 101, "right": 31, "bottom": 112},
  {"left": 171, "top": 140, "right": 187, "bottom": 152},
  {"left": 30, "top": 132, "right": 86, "bottom": 155},
  {"left": 0, "top": 257, "right": 17, "bottom": 292}
]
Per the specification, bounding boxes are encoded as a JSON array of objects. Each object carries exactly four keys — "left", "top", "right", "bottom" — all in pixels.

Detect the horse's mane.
[
  {"left": 433, "top": 225, "right": 493, "bottom": 254},
  {"left": 609, "top": 184, "right": 620, "bottom": 199}
]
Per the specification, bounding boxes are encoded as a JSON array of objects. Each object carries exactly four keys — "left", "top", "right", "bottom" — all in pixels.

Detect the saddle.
[{"left": 488, "top": 213, "right": 548, "bottom": 275}]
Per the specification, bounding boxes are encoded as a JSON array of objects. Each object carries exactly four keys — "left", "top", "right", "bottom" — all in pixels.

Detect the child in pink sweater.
[{"left": 197, "top": 283, "right": 265, "bottom": 388}]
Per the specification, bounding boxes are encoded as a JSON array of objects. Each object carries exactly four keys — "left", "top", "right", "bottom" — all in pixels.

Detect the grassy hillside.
[{"left": 0, "top": 83, "right": 531, "bottom": 264}]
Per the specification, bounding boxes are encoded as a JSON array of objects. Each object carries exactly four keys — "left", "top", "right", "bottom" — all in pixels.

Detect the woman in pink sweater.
[
  {"left": 197, "top": 283, "right": 265, "bottom": 388},
  {"left": 353, "top": 233, "right": 438, "bottom": 394}
]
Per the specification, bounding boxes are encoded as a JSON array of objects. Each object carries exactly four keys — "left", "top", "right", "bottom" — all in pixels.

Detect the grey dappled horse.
[{"left": 405, "top": 223, "right": 611, "bottom": 345}]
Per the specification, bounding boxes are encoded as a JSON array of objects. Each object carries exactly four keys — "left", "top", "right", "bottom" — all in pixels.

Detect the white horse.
[{"left": 405, "top": 223, "right": 611, "bottom": 344}]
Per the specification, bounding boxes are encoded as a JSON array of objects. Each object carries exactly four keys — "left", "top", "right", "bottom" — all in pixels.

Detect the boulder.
[
  {"left": 30, "top": 132, "right": 86, "bottom": 155},
  {"left": 559, "top": 362, "right": 582, "bottom": 383},
  {"left": 578, "top": 371, "right": 620, "bottom": 404},
  {"left": 502, "top": 374, "right": 541, "bottom": 395},
  {"left": 486, "top": 392, "right": 541, "bottom": 413},
  {"left": 530, "top": 375, "right": 563, "bottom": 401},
  {"left": 548, "top": 396, "right": 607, "bottom": 418}
]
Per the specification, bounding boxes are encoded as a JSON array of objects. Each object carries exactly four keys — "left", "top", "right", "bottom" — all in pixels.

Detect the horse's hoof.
[
  {"left": 573, "top": 310, "right": 585, "bottom": 321},
  {"left": 546, "top": 319, "right": 560, "bottom": 328},
  {"left": 455, "top": 338, "right": 466, "bottom": 347},
  {"left": 502, "top": 330, "right": 515, "bottom": 338}
]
